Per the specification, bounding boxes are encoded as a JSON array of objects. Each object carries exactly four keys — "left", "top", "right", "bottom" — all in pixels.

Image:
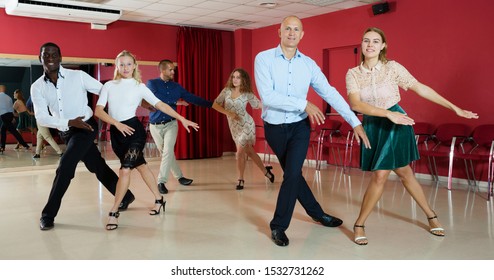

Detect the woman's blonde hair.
[
  {"left": 361, "top": 27, "right": 388, "bottom": 63},
  {"left": 113, "top": 50, "right": 142, "bottom": 83}
]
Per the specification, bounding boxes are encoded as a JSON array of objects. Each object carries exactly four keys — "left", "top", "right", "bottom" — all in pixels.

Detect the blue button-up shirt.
[
  {"left": 146, "top": 78, "right": 213, "bottom": 124},
  {"left": 254, "top": 45, "right": 360, "bottom": 128},
  {"left": 0, "top": 92, "right": 14, "bottom": 116}
]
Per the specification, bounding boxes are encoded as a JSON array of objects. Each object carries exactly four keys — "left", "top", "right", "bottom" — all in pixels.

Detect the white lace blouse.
[{"left": 346, "top": 61, "right": 417, "bottom": 109}]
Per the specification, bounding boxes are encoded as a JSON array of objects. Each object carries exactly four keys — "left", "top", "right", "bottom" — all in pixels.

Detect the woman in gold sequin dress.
[{"left": 213, "top": 68, "right": 274, "bottom": 190}]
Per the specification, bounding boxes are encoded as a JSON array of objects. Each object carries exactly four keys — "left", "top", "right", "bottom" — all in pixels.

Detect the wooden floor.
[{"left": 0, "top": 142, "right": 491, "bottom": 278}]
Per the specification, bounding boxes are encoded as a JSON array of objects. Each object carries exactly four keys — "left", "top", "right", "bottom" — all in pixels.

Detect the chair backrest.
[
  {"left": 471, "top": 124, "right": 494, "bottom": 148},
  {"left": 413, "top": 122, "right": 435, "bottom": 135},
  {"left": 413, "top": 122, "right": 435, "bottom": 145},
  {"left": 255, "top": 124, "right": 265, "bottom": 140},
  {"left": 315, "top": 119, "right": 342, "bottom": 142},
  {"left": 335, "top": 122, "right": 358, "bottom": 145},
  {"left": 314, "top": 119, "right": 342, "bottom": 134},
  {"left": 433, "top": 123, "right": 471, "bottom": 145}
]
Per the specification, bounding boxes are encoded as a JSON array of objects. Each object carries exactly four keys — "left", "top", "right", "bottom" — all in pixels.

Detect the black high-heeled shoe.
[
  {"left": 106, "top": 211, "right": 120, "bottom": 230},
  {"left": 236, "top": 179, "right": 244, "bottom": 190},
  {"left": 265, "top": 166, "right": 275, "bottom": 183},
  {"left": 149, "top": 196, "right": 166, "bottom": 215},
  {"left": 0, "top": 147, "right": 4, "bottom": 154}
]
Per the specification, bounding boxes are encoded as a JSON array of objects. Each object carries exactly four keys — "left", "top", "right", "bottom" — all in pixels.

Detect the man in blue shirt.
[
  {"left": 146, "top": 59, "right": 213, "bottom": 194},
  {"left": 254, "top": 16, "right": 370, "bottom": 246}
]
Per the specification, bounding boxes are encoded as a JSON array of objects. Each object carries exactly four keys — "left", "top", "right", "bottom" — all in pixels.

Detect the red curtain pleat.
[{"left": 175, "top": 27, "right": 223, "bottom": 159}]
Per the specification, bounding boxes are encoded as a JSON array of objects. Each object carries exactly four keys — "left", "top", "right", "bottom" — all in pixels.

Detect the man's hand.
[
  {"left": 353, "top": 125, "right": 371, "bottom": 149},
  {"left": 68, "top": 116, "right": 93, "bottom": 131},
  {"left": 305, "top": 101, "right": 325, "bottom": 125},
  {"left": 177, "top": 100, "right": 189, "bottom": 106}
]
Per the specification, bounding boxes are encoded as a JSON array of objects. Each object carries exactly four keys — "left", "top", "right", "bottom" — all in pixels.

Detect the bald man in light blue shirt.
[{"left": 254, "top": 15, "right": 370, "bottom": 247}]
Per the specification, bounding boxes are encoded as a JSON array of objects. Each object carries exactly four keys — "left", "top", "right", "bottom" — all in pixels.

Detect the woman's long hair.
[
  {"left": 113, "top": 50, "right": 142, "bottom": 83},
  {"left": 225, "top": 68, "right": 253, "bottom": 93},
  {"left": 14, "top": 89, "right": 26, "bottom": 103}
]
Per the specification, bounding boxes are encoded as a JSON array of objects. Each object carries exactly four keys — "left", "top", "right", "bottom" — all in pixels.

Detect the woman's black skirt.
[
  {"left": 110, "top": 116, "right": 147, "bottom": 169},
  {"left": 360, "top": 104, "right": 419, "bottom": 171}
]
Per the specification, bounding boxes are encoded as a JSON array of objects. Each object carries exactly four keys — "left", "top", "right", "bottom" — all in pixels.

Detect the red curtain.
[{"left": 175, "top": 27, "right": 223, "bottom": 159}]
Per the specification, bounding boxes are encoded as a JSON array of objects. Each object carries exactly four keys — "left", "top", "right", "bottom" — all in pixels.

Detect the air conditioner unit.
[{"left": 5, "top": 0, "right": 122, "bottom": 25}]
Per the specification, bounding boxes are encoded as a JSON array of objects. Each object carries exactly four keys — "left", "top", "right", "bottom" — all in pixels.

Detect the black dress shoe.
[
  {"left": 40, "top": 219, "right": 54, "bottom": 230},
  {"left": 271, "top": 229, "right": 289, "bottom": 246},
  {"left": 118, "top": 196, "right": 135, "bottom": 211},
  {"left": 312, "top": 213, "right": 343, "bottom": 227},
  {"left": 178, "top": 177, "right": 193, "bottom": 186},
  {"left": 158, "top": 182, "right": 168, "bottom": 194}
]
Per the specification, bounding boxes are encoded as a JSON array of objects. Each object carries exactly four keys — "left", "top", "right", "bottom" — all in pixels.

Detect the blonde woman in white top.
[{"left": 95, "top": 51, "right": 199, "bottom": 230}]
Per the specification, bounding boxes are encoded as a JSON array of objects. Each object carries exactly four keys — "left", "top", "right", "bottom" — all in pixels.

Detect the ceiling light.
[
  {"left": 258, "top": 1, "right": 277, "bottom": 8},
  {"left": 303, "top": 0, "right": 346, "bottom": 7}
]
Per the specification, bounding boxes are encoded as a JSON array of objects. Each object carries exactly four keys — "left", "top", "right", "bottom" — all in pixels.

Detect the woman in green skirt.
[{"left": 346, "top": 27, "right": 478, "bottom": 245}]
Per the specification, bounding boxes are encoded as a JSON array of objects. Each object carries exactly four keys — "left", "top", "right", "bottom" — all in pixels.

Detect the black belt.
[{"left": 151, "top": 119, "right": 175, "bottom": 125}]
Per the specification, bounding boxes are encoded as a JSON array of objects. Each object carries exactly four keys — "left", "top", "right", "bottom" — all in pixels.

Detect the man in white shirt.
[{"left": 31, "top": 42, "right": 135, "bottom": 230}]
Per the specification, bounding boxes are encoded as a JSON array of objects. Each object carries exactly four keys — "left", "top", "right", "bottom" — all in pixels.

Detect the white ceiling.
[
  {"left": 0, "top": 0, "right": 381, "bottom": 31},
  {"left": 0, "top": 0, "right": 382, "bottom": 67}
]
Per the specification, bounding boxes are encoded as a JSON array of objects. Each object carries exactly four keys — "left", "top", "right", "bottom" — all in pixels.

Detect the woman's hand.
[
  {"left": 386, "top": 111, "right": 415, "bottom": 125},
  {"left": 179, "top": 118, "right": 200, "bottom": 133},
  {"left": 227, "top": 110, "right": 239, "bottom": 120},
  {"left": 454, "top": 107, "right": 479, "bottom": 119}
]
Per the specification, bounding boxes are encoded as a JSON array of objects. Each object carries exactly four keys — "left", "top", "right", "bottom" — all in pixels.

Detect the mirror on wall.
[{"left": 0, "top": 57, "right": 160, "bottom": 170}]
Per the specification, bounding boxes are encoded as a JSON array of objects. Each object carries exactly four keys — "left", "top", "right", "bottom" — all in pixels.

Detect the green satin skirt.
[{"left": 360, "top": 104, "right": 419, "bottom": 171}]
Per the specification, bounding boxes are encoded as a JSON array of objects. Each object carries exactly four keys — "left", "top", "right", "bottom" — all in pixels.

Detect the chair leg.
[
  {"left": 467, "top": 159, "right": 477, "bottom": 187},
  {"left": 431, "top": 157, "right": 440, "bottom": 183},
  {"left": 316, "top": 141, "right": 323, "bottom": 171},
  {"left": 426, "top": 156, "right": 437, "bottom": 182},
  {"left": 488, "top": 143, "right": 494, "bottom": 200},
  {"left": 447, "top": 137, "right": 457, "bottom": 191},
  {"left": 263, "top": 141, "right": 271, "bottom": 164}
]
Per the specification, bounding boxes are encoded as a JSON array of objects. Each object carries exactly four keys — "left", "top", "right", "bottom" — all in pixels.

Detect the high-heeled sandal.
[
  {"left": 13, "top": 144, "right": 20, "bottom": 150},
  {"left": 236, "top": 179, "right": 244, "bottom": 190},
  {"left": 0, "top": 147, "right": 4, "bottom": 154},
  {"left": 353, "top": 224, "right": 368, "bottom": 245},
  {"left": 149, "top": 196, "right": 166, "bottom": 215},
  {"left": 265, "top": 166, "right": 275, "bottom": 183},
  {"left": 427, "top": 213, "right": 445, "bottom": 236},
  {"left": 106, "top": 211, "right": 120, "bottom": 230}
]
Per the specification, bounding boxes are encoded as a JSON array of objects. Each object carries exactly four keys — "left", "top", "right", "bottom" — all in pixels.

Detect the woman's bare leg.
[
  {"left": 353, "top": 170, "right": 391, "bottom": 244},
  {"left": 394, "top": 165, "right": 444, "bottom": 236}
]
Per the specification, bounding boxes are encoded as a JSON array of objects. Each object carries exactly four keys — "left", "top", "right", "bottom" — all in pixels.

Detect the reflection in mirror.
[{"left": 0, "top": 57, "right": 160, "bottom": 171}]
